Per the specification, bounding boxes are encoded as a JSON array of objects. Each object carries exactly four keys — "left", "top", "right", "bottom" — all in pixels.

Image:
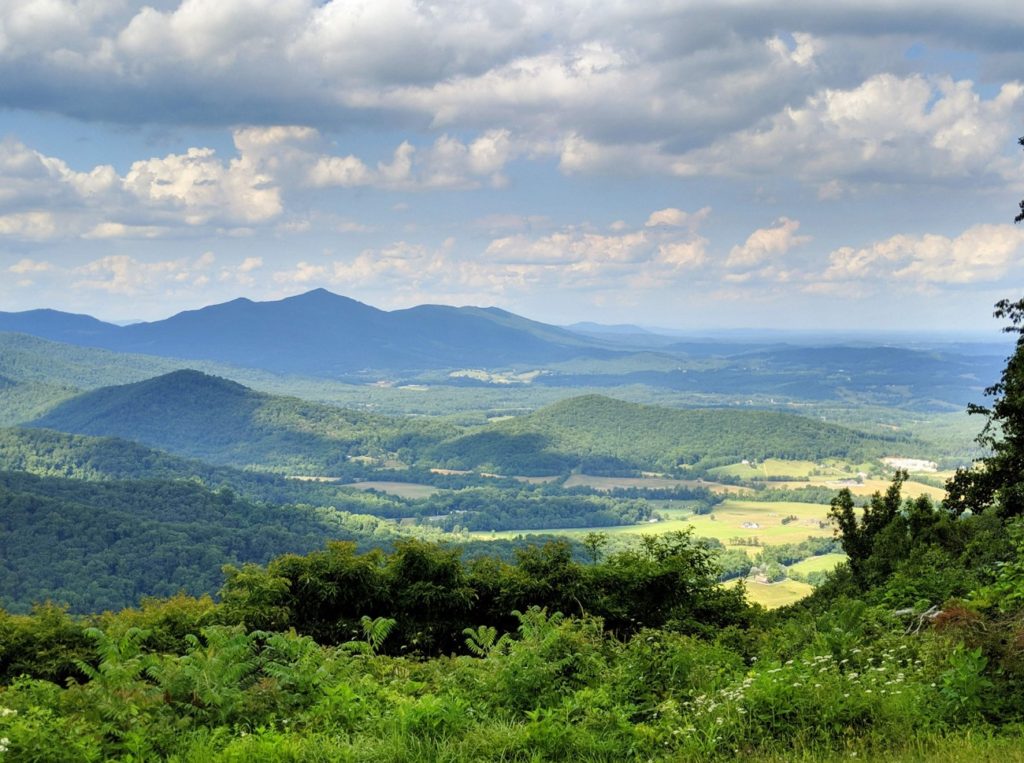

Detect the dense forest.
[{"left": 431, "top": 395, "right": 911, "bottom": 475}]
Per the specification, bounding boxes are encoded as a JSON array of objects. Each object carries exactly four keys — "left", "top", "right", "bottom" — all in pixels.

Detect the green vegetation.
[
  {"left": 2, "top": 293, "right": 1023, "bottom": 759},
  {"left": 433, "top": 395, "right": 913, "bottom": 475},
  {"left": 0, "top": 470, "right": 417, "bottom": 614},
  {"left": 29, "top": 369, "right": 460, "bottom": 473}
]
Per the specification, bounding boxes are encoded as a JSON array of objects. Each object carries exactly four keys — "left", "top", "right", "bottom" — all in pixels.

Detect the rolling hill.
[
  {"left": 29, "top": 369, "right": 458, "bottom": 472},
  {"left": 431, "top": 395, "right": 913, "bottom": 475}
]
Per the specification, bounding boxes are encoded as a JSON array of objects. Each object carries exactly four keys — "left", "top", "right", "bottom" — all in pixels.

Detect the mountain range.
[
  {"left": 0, "top": 289, "right": 609, "bottom": 377},
  {"left": 0, "top": 289, "right": 1007, "bottom": 413}
]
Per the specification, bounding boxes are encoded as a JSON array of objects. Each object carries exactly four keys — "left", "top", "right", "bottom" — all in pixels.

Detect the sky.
[{"left": 1, "top": 1, "right": 1023, "bottom": 332}]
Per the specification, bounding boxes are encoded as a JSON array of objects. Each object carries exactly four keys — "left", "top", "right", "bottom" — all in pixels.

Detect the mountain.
[
  {"left": 0, "top": 289, "right": 610, "bottom": 377},
  {"left": 432, "top": 394, "right": 911, "bottom": 475},
  {"left": 29, "top": 369, "right": 458, "bottom": 472}
]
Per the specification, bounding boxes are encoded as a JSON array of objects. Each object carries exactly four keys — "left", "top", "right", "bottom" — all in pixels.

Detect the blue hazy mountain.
[{"left": 0, "top": 289, "right": 608, "bottom": 377}]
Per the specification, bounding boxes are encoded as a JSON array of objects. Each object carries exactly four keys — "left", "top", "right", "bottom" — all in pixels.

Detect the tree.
[
  {"left": 945, "top": 298, "right": 1024, "bottom": 519},
  {"left": 828, "top": 471, "right": 907, "bottom": 586},
  {"left": 1017, "top": 136, "right": 1024, "bottom": 224},
  {"left": 944, "top": 135, "right": 1024, "bottom": 518}
]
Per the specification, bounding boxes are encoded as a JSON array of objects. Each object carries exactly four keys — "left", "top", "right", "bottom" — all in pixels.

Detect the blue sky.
[{"left": 1, "top": 1, "right": 1023, "bottom": 331}]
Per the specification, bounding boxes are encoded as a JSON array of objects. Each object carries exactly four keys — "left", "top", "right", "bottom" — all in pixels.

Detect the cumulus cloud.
[
  {"left": 307, "top": 129, "right": 515, "bottom": 190},
  {"left": 820, "top": 224, "right": 1024, "bottom": 286},
  {"left": 3, "top": 1, "right": 1022, "bottom": 171},
  {"left": 645, "top": 207, "right": 710, "bottom": 229},
  {"left": 727, "top": 218, "right": 810, "bottom": 269},
  {"left": 0, "top": 127, "right": 520, "bottom": 241},
  {"left": 8, "top": 257, "right": 52, "bottom": 274},
  {"left": 73, "top": 252, "right": 218, "bottom": 294},
  {"left": 483, "top": 207, "right": 711, "bottom": 286},
  {"left": 671, "top": 75, "right": 1024, "bottom": 188}
]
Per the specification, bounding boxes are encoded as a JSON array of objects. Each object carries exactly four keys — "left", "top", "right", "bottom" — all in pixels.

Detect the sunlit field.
[
  {"left": 788, "top": 552, "right": 847, "bottom": 576},
  {"left": 348, "top": 481, "right": 440, "bottom": 499},
  {"left": 563, "top": 473, "right": 751, "bottom": 494}
]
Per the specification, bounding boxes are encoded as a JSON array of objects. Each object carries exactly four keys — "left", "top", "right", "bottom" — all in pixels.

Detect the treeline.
[
  {"left": 0, "top": 531, "right": 748, "bottom": 683},
  {"left": 418, "top": 487, "right": 651, "bottom": 531}
]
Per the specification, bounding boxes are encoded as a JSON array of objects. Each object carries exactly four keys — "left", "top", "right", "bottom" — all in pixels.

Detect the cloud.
[
  {"left": 72, "top": 252, "right": 218, "bottom": 295},
  {"left": 820, "top": 224, "right": 1024, "bottom": 286},
  {"left": 670, "top": 75, "right": 1024, "bottom": 188},
  {"left": 307, "top": 129, "right": 515, "bottom": 190},
  {"left": 123, "top": 146, "right": 282, "bottom": 224},
  {"left": 2, "top": 1, "right": 1022, "bottom": 168},
  {"left": 83, "top": 222, "right": 171, "bottom": 239},
  {"left": 483, "top": 207, "right": 711, "bottom": 283},
  {"left": 0, "top": 127, "right": 521, "bottom": 241},
  {"left": 0, "top": 211, "right": 58, "bottom": 239},
  {"left": 645, "top": 207, "right": 711, "bottom": 229},
  {"left": 8, "top": 257, "right": 52, "bottom": 274},
  {"left": 727, "top": 218, "right": 810, "bottom": 269}
]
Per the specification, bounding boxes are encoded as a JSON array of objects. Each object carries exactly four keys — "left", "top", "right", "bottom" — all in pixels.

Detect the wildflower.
[
  {"left": 716, "top": 718, "right": 724, "bottom": 725},
  {"left": 0, "top": 738, "right": 8, "bottom": 753},
  {"left": 0, "top": 709, "right": 14, "bottom": 718}
]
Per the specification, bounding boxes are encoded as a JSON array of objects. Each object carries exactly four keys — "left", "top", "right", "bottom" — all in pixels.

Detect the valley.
[{"left": 0, "top": 291, "right": 998, "bottom": 614}]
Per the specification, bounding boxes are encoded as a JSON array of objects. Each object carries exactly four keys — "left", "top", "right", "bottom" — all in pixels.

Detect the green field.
[
  {"left": 687, "top": 499, "right": 833, "bottom": 544},
  {"left": 348, "top": 481, "right": 440, "bottom": 499},
  {"left": 773, "top": 476, "right": 946, "bottom": 501},
  {"left": 710, "top": 458, "right": 836, "bottom": 480},
  {"left": 788, "top": 552, "right": 847, "bottom": 576},
  {"left": 736, "top": 578, "right": 816, "bottom": 609},
  {"left": 563, "top": 473, "right": 750, "bottom": 494},
  {"left": 470, "top": 499, "right": 833, "bottom": 546}
]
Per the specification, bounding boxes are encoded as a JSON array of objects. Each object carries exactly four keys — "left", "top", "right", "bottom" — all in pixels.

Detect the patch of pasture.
[
  {"left": 771, "top": 477, "right": 945, "bottom": 501},
  {"left": 788, "top": 553, "right": 847, "bottom": 576},
  {"left": 348, "top": 481, "right": 440, "bottom": 499},
  {"left": 563, "top": 473, "right": 750, "bottom": 494},
  {"left": 685, "top": 499, "right": 833, "bottom": 545},
  {"left": 735, "top": 578, "right": 815, "bottom": 609},
  {"left": 468, "top": 499, "right": 833, "bottom": 546},
  {"left": 710, "top": 459, "right": 840, "bottom": 480}
]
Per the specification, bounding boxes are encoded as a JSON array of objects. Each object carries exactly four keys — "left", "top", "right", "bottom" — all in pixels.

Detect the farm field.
[
  {"left": 789, "top": 552, "right": 848, "bottom": 576},
  {"left": 709, "top": 458, "right": 846, "bottom": 480},
  {"left": 736, "top": 578, "right": 816, "bottom": 609},
  {"left": 687, "top": 499, "right": 833, "bottom": 545},
  {"left": 772, "top": 477, "right": 946, "bottom": 501},
  {"left": 348, "top": 481, "right": 440, "bottom": 499},
  {"left": 563, "top": 473, "right": 750, "bottom": 494},
  {"left": 471, "top": 499, "right": 833, "bottom": 546}
]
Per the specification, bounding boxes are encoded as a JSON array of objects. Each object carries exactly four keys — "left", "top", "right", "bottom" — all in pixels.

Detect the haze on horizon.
[{"left": 1, "top": 1, "right": 1023, "bottom": 333}]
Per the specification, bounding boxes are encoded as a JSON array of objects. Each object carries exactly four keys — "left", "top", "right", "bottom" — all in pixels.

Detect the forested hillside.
[
  {"left": 433, "top": 395, "right": 910, "bottom": 474},
  {"left": 0, "top": 470, "right": 407, "bottom": 613},
  {"left": 30, "top": 369, "right": 458, "bottom": 472}
]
